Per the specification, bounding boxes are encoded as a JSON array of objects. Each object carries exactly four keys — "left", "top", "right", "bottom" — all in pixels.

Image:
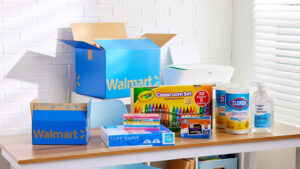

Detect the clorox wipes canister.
[{"left": 225, "top": 86, "right": 250, "bottom": 134}]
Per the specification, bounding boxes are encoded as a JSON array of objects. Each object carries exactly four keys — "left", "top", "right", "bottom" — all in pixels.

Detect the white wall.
[{"left": 0, "top": 0, "right": 232, "bottom": 135}]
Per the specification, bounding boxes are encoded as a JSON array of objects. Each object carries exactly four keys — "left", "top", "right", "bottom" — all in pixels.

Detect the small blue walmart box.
[
  {"left": 60, "top": 23, "right": 175, "bottom": 99},
  {"left": 100, "top": 125, "right": 175, "bottom": 147},
  {"left": 31, "top": 99, "right": 90, "bottom": 145}
]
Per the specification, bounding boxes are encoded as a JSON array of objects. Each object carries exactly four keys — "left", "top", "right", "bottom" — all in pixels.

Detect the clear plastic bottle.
[{"left": 252, "top": 83, "right": 274, "bottom": 133}]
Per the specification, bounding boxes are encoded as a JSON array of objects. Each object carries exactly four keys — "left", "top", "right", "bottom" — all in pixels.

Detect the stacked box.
[
  {"left": 131, "top": 85, "right": 213, "bottom": 132},
  {"left": 31, "top": 99, "right": 90, "bottom": 145},
  {"left": 123, "top": 114, "right": 160, "bottom": 131}
]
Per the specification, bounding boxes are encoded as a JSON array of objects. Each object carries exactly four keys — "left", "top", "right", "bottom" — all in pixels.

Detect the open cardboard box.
[
  {"left": 162, "top": 46, "right": 234, "bottom": 85},
  {"left": 30, "top": 99, "right": 90, "bottom": 145},
  {"left": 60, "top": 23, "right": 176, "bottom": 99}
]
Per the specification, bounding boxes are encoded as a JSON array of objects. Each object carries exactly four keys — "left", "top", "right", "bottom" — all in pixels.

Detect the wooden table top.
[{"left": 0, "top": 122, "right": 300, "bottom": 165}]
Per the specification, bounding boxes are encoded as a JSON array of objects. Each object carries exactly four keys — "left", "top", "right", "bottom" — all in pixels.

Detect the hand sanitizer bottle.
[{"left": 252, "top": 83, "right": 274, "bottom": 133}]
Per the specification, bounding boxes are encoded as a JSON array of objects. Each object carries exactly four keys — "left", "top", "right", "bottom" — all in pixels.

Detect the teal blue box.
[
  {"left": 198, "top": 157, "right": 237, "bottom": 169},
  {"left": 60, "top": 23, "right": 175, "bottom": 99},
  {"left": 31, "top": 100, "right": 90, "bottom": 145}
]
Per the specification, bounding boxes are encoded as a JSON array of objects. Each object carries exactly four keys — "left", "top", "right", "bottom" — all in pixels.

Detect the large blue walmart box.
[
  {"left": 31, "top": 99, "right": 90, "bottom": 145},
  {"left": 60, "top": 23, "right": 176, "bottom": 99}
]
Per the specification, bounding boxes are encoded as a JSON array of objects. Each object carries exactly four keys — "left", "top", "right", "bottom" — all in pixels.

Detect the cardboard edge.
[
  {"left": 141, "top": 33, "right": 176, "bottom": 47},
  {"left": 32, "top": 102, "right": 88, "bottom": 111},
  {"left": 30, "top": 98, "right": 39, "bottom": 119}
]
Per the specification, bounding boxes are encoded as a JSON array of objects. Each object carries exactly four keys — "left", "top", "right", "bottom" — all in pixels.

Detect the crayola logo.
[
  {"left": 106, "top": 75, "right": 159, "bottom": 91},
  {"left": 218, "top": 95, "right": 225, "bottom": 105},
  {"left": 230, "top": 97, "right": 248, "bottom": 109},
  {"left": 33, "top": 129, "right": 86, "bottom": 139},
  {"left": 138, "top": 91, "right": 155, "bottom": 102}
]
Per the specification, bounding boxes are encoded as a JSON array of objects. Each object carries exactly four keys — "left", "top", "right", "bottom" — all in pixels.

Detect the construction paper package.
[
  {"left": 31, "top": 99, "right": 90, "bottom": 145},
  {"left": 131, "top": 84, "right": 213, "bottom": 132},
  {"left": 60, "top": 23, "right": 176, "bottom": 99},
  {"left": 100, "top": 125, "right": 175, "bottom": 147}
]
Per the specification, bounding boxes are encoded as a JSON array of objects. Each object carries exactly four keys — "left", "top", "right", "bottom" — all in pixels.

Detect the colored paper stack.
[{"left": 123, "top": 114, "right": 160, "bottom": 131}]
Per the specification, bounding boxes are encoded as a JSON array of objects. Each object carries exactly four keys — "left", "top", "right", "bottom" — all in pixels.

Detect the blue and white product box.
[
  {"left": 60, "top": 23, "right": 176, "bottom": 99},
  {"left": 31, "top": 99, "right": 90, "bottom": 145},
  {"left": 100, "top": 125, "right": 175, "bottom": 147}
]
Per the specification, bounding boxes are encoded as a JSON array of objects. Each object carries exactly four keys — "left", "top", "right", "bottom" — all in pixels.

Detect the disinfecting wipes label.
[
  {"left": 225, "top": 93, "right": 249, "bottom": 131},
  {"left": 216, "top": 89, "right": 226, "bottom": 127},
  {"left": 255, "top": 104, "right": 271, "bottom": 128}
]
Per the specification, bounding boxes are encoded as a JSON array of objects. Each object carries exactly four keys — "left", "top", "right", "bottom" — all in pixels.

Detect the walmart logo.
[
  {"left": 33, "top": 129, "right": 86, "bottom": 139},
  {"left": 107, "top": 75, "right": 160, "bottom": 91}
]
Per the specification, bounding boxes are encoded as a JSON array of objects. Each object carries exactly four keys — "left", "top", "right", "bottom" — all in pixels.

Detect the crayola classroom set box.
[{"left": 131, "top": 85, "right": 213, "bottom": 132}]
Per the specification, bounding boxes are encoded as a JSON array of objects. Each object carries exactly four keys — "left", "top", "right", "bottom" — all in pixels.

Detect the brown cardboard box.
[{"left": 167, "top": 159, "right": 195, "bottom": 169}]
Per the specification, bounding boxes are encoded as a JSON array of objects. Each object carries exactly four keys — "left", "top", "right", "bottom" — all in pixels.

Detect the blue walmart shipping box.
[
  {"left": 31, "top": 99, "right": 90, "bottom": 145},
  {"left": 60, "top": 23, "right": 176, "bottom": 99}
]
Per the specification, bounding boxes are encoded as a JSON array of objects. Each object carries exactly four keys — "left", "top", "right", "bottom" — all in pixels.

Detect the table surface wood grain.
[{"left": 0, "top": 122, "right": 299, "bottom": 165}]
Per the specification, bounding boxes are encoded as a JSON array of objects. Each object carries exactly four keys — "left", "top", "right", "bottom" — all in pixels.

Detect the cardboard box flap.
[
  {"left": 32, "top": 103, "right": 87, "bottom": 111},
  {"left": 94, "top": 39, "right": 160, "bottom": 50},
  {"left": 30, "top": 98, "right": 38, "bottom": 118},
  {"left": 59, "top": 39, "right": 101, "bottom": 50},
  {"left": 71, "top": 23, "right": 127, "bottom": 45},
  {"left": 32, "top": 109, "right": 87, "bottom": 122},
  {"left": 141, "top": 33, "right": 176, "bottom": 47}
]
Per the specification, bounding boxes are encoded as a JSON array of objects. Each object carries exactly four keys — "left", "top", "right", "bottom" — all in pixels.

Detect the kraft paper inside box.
[
  {"left": 167, "top": 159, "right": 195, "bottom": 169},
  {"left": 60, "top": 23, "right": 176, "bottom": 99}
]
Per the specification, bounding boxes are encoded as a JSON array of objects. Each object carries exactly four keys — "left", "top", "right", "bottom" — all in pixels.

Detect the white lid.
[
  {"left": 226, "top": 86, "right": 249, "bottom": 94},
  {"left": 216, "top": 83, "right": 238, "bottom": 90},
  {"left": 252, "top": 81, "right": 267, "bottom": 91}
]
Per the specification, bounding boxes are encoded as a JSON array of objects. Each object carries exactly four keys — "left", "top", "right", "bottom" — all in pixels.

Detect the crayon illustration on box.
[{"left": 131, "top": 85, "right": 213, "bottom": 132}]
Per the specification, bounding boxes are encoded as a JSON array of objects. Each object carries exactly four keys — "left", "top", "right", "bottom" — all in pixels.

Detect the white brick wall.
[{"left": 0, "top": 0, "right": 232, "bottom": 136}]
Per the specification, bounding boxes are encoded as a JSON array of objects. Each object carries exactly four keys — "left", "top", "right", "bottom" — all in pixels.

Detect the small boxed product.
[
  {"left": 100, "top": 125, "right": 175, "bottom": 147},
  {"left": 30, "top": 99, "right": 90, "bottom": 145},
  {"left": 180, "top": 115, "right": 211, "bottom": 139},
  {"left": 123, "top": 114, "right": 160, "bottom": 131},
  {"left": 60, "top": 23, "right": 176, "bottom": 99},
  {"left": 131, "top": 84, "right": 213, "bottom": 132}
]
